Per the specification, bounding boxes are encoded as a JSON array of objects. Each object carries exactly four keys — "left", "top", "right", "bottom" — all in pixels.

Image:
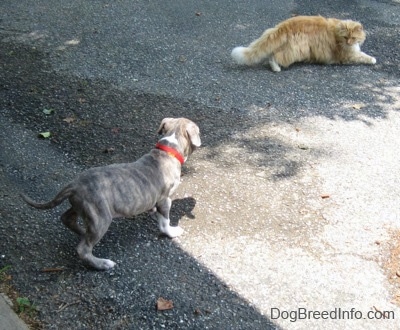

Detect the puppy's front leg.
[{"left": 156, "top": 198, "right": 184, "bottom": 238}]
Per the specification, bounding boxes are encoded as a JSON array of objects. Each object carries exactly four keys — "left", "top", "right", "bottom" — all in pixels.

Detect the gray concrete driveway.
[{"left": 1, "top": 0, "right": 400, "bottom": 329}]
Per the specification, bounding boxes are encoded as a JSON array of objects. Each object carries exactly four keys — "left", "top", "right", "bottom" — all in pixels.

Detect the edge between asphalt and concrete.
[{"left": 0, "top": 293, "right": 29, "bottom": 330}]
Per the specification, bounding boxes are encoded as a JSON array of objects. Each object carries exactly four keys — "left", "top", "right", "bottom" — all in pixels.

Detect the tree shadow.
[
  {"left": 0, "top": 118, "right": 281, "bottom": 328},
  {"left": 1, "top": 3, "right": 399, "bottom": 325},
  {"left": 0, "top": 42, "right": 283, "bottom": 328}
]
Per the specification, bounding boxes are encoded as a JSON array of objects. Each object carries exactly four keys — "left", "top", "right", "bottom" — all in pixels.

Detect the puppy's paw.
[
  {"left": 94, "top": 258, "right": 116, "bottom": 270},
  {"left": 370, "top": 57, "right": 377, "bottom": 64},
  {"left": 165, "top": 226, "right": 184, "bottom": 238},
  {"left": 104, "top": 259, "right": 116, "bottom": 269}
]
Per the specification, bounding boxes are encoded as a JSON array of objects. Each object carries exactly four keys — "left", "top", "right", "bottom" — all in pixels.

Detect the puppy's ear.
[
  {"left": 157, "top": 118, "right": 173, "bottom": 135},
  {"left": 186, "top": 122, "right": 201, "bottom": 147}
]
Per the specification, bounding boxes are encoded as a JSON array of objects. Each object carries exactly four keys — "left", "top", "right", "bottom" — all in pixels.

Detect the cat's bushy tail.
[{"left": 231, "top": 27, "right": 284, "bottom": 65}]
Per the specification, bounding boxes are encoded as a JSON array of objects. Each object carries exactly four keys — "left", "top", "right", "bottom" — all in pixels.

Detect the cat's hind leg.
[
  {"left": 268, "top": 57, "right": 281, "bottom": 72},
  {"left": 270, "top": 49, "right": 298, "bottom": 72}
]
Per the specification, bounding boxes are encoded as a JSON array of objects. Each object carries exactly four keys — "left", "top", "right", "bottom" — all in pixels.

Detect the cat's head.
[{"left": 336, "top": 20, "right": 366, "bottom": 46}]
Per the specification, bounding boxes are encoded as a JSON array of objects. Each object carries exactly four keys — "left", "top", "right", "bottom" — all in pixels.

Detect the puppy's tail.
[
  {"left": 21, "top": 185, "right": 74, "bottom": 210},
  {"left": 231, "top": 27, "right": 285, "bottom": 65}
]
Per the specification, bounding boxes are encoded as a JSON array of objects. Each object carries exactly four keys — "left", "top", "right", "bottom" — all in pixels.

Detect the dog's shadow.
[{"left": 169, "top": 196, "right": 196, "bottom": 226}]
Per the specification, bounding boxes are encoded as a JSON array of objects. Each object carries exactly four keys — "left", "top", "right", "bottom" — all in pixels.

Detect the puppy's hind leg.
[
  {"left": 156, "top": 198, "right": 183, "bottom": 238},
  {"left": 77, "top": 208, "right": 116, "bottom": 270},
  {"left": 61, "top": 207, "right": 85, "bottom": 237}
]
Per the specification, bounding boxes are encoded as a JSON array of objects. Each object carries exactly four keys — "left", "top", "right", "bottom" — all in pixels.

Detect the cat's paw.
[{"left": 269, "top": 58, "right": 281, "bottom": 72}]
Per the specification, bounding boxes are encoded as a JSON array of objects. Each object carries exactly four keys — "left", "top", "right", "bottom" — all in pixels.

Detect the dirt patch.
[{"left": 384, "top": 230, "right": 400, "bottom": 306}]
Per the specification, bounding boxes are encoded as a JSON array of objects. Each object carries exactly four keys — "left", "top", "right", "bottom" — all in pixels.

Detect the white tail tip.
[{"left": 231, "top": 46, "right": 249, "bottom": 65}]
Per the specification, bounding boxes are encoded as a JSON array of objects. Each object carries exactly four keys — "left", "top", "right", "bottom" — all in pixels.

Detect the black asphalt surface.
[{"left": 1, "top": 0, "right": 399, "bottom": 329}]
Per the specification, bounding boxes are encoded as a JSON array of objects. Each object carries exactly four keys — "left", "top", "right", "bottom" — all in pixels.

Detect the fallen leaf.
[
  {"left": 38, "top": 132, "right": 51, "bottom": 139},
  {"left": 65, "top": 39, "right": 80, "bottom": 46},
  {"left": 194, "top": 308, "right": 202, "bottom": 315},
  {"left": 255, "top": 171, "right": 266, "bottom": 178},
  {"left": 352, "top": 103, "right": 364, "bottom": 110},
  {"left": 156, "top": 297, "right": 174, "bottom": 311},
  {"left": 63, "top": 117, "right": 75, "bottom": 124},
  {"left": 78, "top": 120, "right": 91, "bottom": 127},
  {"left": 299, "top": 208, "right": 308, "bottom": 214},
  {"left": 111, "top": 127, "right": 120, "bottom": 134},
  {"left": 103, "top": 147, "right": 115, "bottom": 153},
  {"left": 195, "top": 11, "right": 202, "bottom": 16},
  {"left": 178, "top": 55, "right": 187, "bottom": 63},
  {"left": 298, "top": 144, "right": 309, "bottom": 150},
  {"left": 41, "top": 267, "right": 64, "bottom": 273},
  {"left": 43, "top": 108, "right": 54, "bottom": 115}
]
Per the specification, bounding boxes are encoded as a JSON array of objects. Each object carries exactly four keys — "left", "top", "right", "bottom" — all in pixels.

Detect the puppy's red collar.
[{"left": 155, "top": 143, "right": 185, "bottom": 165}]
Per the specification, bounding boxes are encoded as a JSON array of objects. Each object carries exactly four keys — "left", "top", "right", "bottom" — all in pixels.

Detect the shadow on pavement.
[
  {"left": 0, "top": 42, "right": 283, "bottom": 328},
  {"left": 1, "top": 0, "right": 399, "bottom": 322}
]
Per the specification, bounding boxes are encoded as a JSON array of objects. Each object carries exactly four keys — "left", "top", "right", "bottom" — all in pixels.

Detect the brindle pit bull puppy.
[{"left": 21, "top": 117, "right": 201, "bottom": 270}]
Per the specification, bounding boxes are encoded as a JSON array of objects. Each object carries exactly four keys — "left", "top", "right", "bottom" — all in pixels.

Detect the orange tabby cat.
[{"left": 231, "top": 15, "right": 376, "bottom": 72}]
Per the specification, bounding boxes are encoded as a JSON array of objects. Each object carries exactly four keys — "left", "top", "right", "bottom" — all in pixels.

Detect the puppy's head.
[{"left": 157, "top": 118, "right": 201, "bottom": 158}]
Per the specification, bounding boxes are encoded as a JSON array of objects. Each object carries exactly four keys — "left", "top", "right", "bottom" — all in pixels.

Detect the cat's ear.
[
  {"left": 353, "top": 23, "right": 363, "bottom": 33},
  {"left": 337, "top": 21, "right": 349, "bottom": 34}
]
